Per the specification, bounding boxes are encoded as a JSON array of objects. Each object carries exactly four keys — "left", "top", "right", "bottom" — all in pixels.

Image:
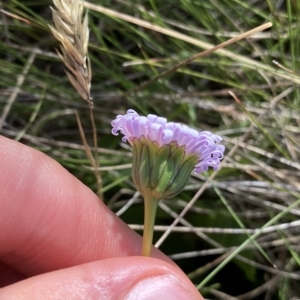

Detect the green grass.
[{"left": 1, "top": 0, "right": 300, "bottom": 298}]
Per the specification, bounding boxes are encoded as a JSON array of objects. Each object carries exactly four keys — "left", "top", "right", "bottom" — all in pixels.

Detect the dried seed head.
[{"left": 49, "top": 0, "right": 92, "bottom": 104}]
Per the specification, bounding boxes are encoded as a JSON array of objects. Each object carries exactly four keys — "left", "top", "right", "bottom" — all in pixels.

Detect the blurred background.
[{"left": 1, "top": 0, "right": 300, "bottom": 299}]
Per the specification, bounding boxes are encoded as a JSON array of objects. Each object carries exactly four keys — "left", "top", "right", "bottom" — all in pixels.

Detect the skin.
[{"left": 0, "top": 136, "right": 203, "bottom": 300}]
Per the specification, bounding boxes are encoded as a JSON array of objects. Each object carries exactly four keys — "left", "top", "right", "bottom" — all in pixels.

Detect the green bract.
[{"left": 131, "top": 136, "right": 199, "bottom": 200}]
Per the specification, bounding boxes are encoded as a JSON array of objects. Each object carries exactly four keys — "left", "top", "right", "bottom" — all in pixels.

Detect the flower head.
[{"left": 112, "top": 109, "right": 224, "bottom": 199}]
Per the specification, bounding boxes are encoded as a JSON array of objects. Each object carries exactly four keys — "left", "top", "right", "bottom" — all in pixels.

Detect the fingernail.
[{"left": 123, "top": 274, "right": 196, "bottom": 300}]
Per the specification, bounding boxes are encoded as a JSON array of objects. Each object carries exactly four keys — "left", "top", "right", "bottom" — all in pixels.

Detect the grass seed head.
[{"left": 49, "top": 0, "right": 92, "bottom": 104}]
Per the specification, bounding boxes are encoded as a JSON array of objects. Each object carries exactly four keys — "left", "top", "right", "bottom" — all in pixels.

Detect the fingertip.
[{"left": 0, "top": 136, "right": 174, "bottom": 276}]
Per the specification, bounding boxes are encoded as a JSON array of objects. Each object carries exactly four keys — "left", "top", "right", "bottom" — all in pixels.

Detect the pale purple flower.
[{"left": 111, "top": 109, "right": 225, "bottom": 174}]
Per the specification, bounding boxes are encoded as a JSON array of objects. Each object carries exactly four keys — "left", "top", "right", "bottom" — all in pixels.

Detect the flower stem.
[{"left": 141, "top": 195, "right": 160, "bottom": 256}]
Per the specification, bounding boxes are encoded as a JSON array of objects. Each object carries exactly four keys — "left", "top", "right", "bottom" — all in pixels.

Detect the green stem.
[{"left": 141, "top": 196, "right": 160, "bottom": 256}]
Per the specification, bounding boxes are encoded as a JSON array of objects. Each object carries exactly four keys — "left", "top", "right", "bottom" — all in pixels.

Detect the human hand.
[{"left": 0, "top": 136, "right": 203, "bottom": 299}]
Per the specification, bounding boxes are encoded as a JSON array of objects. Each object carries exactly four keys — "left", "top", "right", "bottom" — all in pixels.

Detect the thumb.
[{"left": 0, "top": 257, "right": 203, "bottom": 300}]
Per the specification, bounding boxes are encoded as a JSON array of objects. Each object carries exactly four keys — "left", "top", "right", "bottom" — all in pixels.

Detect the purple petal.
[{"left": 111, "top": 109, "right": 225, "bottom": 174}]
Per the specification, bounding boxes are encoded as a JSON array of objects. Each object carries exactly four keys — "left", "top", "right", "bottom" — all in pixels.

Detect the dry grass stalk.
[
  {"left": 49, "top": 0, "right": 103, "bottom": 198},
  {"left": 49, "top": 0, "right": 92, "bottom": 105}
]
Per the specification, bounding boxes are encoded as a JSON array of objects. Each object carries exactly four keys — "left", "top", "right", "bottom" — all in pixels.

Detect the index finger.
[{"left": 0, "top": 136, "right": 171, "bottom": 278}]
